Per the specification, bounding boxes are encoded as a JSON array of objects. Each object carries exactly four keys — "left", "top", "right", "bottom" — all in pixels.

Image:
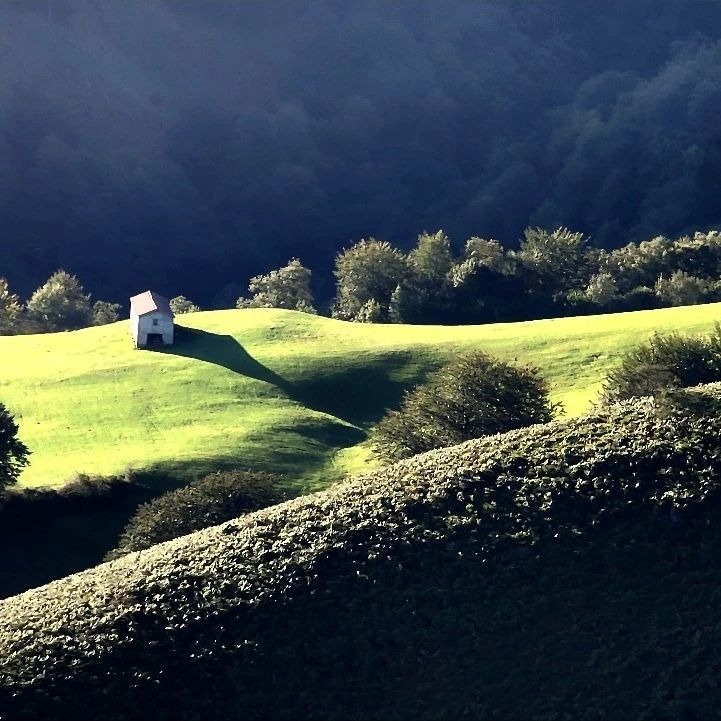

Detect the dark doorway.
[{"left": 145, "top": 333, "right": 164, "bottom": 347}]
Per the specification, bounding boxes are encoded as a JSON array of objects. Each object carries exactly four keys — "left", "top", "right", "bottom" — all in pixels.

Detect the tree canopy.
[
  {"left": 26, "top": 270, "right": 93, "bottom": 331},
  {"left": 237, "top": 259, "right": 316, "bottom": 313},
  {"left": 169, "top": 296, "right": 201, "bottom": 314},
  {"left": 332, "top": 240, "right": 408, "bottom": 322}
]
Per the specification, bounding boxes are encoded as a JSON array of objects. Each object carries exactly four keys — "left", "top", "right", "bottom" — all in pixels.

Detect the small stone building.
[{"left": 129, "top": 290, "right": 174, "bottom": 348}]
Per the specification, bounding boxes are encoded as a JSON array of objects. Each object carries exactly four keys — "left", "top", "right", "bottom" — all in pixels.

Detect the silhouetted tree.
[
  {"left": 0, "top": 402, "right": 30, "bottom": 493},
  {"left": 450, "top": 251, "right": 527, "bottom": 323}
]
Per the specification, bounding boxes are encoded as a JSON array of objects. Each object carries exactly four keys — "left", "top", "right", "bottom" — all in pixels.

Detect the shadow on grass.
[
  {"left": 0, "top": 332, "right": 437, "bottom": 600},
  {"left": 153, "top": 324, "right": 294, "bottom": 396},
  {"left": 291, "top": 351, "right": 443, "bottom": 427},
  {"left": 154, "top": 325, "right": 437, "bottom": 429},
  {"left": 139, "top": 418, "right": 366, "bottom": 494}
]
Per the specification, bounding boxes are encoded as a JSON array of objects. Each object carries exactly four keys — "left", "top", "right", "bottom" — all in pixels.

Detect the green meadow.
[{"left": 3, "top": 303, "right": 721, "bottom": 490}]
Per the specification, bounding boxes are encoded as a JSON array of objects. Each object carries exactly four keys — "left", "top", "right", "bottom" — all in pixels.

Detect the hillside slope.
[
  {"left": 3, "top": 303, "right": 721, "bottom": 489},
  {"left": 3, "top": 386, "right": 721, "bottom": 719}
]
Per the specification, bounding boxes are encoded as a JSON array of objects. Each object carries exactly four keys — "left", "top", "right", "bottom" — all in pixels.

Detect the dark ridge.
[{"left": 3, "top": 386, "right": 721, "bottom": 718}]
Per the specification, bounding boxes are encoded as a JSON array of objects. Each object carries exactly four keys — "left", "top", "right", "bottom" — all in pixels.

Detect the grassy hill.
[
  {"left": 3, "top": 385, "right": 721, "bottom": 719},
  {"left": 3, "top": 303, "right": 721, "bottom": 490}
]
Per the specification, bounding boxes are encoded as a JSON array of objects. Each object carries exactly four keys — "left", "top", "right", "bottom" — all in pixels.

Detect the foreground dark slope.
[{"left": 4, "top": 388, "right": 721, "bottom": 718}]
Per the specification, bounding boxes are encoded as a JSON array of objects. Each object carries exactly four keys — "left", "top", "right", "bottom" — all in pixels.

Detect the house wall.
[
  {"left": 132, "top": 311, "right": 174, "bottom": 347},
  {"left": 130, "top": 308, "right": 141, "bottom": 346}
]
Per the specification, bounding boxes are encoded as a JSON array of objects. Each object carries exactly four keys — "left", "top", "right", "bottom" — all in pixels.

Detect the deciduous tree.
[
  {"left": 26, "top": 270, "right": 93, "bottom": 331},
  {"left": 92, "top": 300, "right": 121, "bottom": 325},
  {"left": 516, "top": 226, "right": 593, "bottom": 297},
  {"left": 237, "top": 258, "right": 316, "bottom": 313},
  {"left": 391, "top": 230, "right": 455, "bottom": 324},
  {"left": 332, "top": 239, "right": 408, "bottom": 322},
  {"left": 654, "top": 270, "right": 708, "bottom": 307},
  {"left": 107, "top": 470, "right": 286, "bottom": 559},
  {"left": 169, "top": 295, "right": 201, "bottom": 314}
]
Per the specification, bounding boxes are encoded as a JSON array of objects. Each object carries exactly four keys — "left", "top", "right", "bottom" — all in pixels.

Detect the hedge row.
[{"left": 3, "top": 386, "right": 721, "bottom": 718}]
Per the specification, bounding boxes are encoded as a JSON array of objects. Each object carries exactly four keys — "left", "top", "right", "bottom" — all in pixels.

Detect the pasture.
[{"left": 2, "top": 303, "right": 720, "bottom": 489}]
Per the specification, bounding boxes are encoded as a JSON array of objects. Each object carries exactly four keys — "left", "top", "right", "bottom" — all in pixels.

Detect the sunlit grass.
[{"left": 2, "top": 303, "right": 720, "bottom": 489}]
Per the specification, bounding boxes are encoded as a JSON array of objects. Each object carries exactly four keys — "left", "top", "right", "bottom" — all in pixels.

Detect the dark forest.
[{"left": 4, "top": 0, "right": 721, "bottom": 306}]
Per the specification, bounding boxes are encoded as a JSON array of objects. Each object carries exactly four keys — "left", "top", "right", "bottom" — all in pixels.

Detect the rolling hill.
[
  {"left": 3, "top": 303, "right": 721, "bottom": 491},
  {"left": 3, "top": 385, "right": 721, "bottom": 719}
]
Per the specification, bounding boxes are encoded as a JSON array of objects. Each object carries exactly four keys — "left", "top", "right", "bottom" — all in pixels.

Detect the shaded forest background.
[{"left": 4, "top": 0, "right": 721, "bottom": 306}]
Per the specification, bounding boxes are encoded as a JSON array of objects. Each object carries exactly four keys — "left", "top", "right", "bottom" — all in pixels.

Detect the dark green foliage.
[
  {"left": 106, "top": 470, "right": 287, "bottom": 559},
  {"left": 388, "top": 231, "right": 455, "bottom": 324},
  {"left": 5, "top": 225, "right": 721, "bottom": 331},
  {"left": 372, "top": 350, "right": 558, "bottom": 461},
  {"left": 451, "top": 256, "right": 529, "bottom": 323},
  {"left": 0, "top": 472, "right": 138, "bottom": 517},
  {"left": 6, "top": 387, "right": 721, "bottom": 718},
  {"left": 91, "top": 300, "right": 121, "bottom": 325},
  {"left": 601, "top": 327, "right": 721, "bottom": 403},
  {"left": 7, "top": 3, "right": 721, "bottom": 309},
  {"left": 0, "top": 403, "right": 29, "bottom": 493},
  {"left": 407, "top": 230, "right": 453, "bottom": 283},
  {"left": 0, "top": 279, "right": 22, "bottom": 334}
]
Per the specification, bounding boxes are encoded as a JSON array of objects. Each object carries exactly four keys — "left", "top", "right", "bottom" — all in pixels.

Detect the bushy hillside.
[
  {"left": 4, "top": 303, "right": 721, "bottom": 489},
  {"left": 3, "top": 385, "right": 721, "bottom": 719}
]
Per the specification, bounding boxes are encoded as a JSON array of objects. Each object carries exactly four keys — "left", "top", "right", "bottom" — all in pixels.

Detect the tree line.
[
  {"left": 325, "top": 227, "right": 721, "bottom": 324},
  {"left": 4, "top": 226, "right": 721, "bottom": 334}
]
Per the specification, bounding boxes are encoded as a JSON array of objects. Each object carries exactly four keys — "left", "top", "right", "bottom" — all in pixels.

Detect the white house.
[{"left": 129, "top": 290, "right": 174, "bottom": 348}]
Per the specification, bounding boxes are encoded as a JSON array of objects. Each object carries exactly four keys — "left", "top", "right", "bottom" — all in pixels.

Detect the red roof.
[{"left": 129, "top": 290, "right": 174, "bottom": 317}]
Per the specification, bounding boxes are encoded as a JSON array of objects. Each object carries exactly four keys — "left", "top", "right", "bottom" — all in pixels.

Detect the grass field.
[{"left": 3, "top": 303, "right": 721, "bottom": 491}]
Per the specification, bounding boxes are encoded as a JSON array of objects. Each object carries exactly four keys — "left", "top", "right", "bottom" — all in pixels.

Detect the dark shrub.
[
  {"left": 0, "top": 402, "right": 30, "bottom": 494},
  {"left": 0, "top": 472, "right": 141, "bottom": 529},
  {"left": 371, "top": 350, "right": 559, "bottom": 461},
  {"left": 617, "top": 285, "right": 659, "bottom": 311},
  {"left": 107, "top": 470, "right": 287, "bottom": 559},
  {"left": 601, "top": 327, "right": 721, "bottom": 403}
]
